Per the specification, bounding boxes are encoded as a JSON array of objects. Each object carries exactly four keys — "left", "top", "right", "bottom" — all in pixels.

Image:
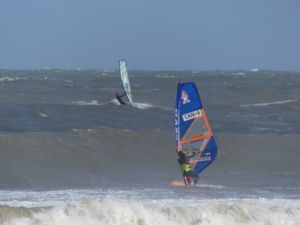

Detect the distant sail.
[
  {"left": 119, "top": 60, "right": 133, "bottom": 104},
  {"left": 175, "top": 82, "right": 218, "bottom": 175}
]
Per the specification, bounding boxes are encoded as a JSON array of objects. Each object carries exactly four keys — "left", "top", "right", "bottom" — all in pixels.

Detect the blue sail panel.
[
  {"left": 192, "top": 136, "right": 218, "bottom": 174},
  {"left": 175, "top": 82, "right": 218, "bottom": 175}
]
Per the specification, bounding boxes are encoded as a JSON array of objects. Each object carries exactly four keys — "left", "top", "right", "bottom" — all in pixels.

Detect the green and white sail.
[{"left": 119, "top": 60, "right": 133, "bottom": 104}]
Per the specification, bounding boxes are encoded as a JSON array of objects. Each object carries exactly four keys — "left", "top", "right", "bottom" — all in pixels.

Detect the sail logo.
[
  {"left": 181, "top": 90, "right": 190, "bottom": 104},
  {"left": 182, "top": 109, "right": 202, "bottom": 121}
]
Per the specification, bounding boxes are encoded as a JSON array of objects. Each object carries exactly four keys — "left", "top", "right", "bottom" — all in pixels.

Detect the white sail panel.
[{"left": 119, "top": 60, "right": 133, "bottom": 104}]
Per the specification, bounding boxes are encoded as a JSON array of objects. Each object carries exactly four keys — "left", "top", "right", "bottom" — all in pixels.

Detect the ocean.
[{"left": 0, "top": 69, "right": 299, "bottom": 224}]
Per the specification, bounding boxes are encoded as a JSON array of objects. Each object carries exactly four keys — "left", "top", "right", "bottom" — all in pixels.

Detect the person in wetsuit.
[
  {"left": 115, "top": 92, "right": 127, "bottom": 105},
  {"left": 177, "top": 151, "right": 199, "bottom": 186}
]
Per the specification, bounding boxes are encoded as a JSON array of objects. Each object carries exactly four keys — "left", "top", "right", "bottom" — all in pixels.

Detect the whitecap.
[
  {"left": 241, "top": 99, "right": 298, "bottom": 107},
  {"left": 72, "top": 100, "right": 100, "bottom": 106},
  {"left": 0, "top": 77, "right": 15, "bottom": 82},
  {"left": 39, "top": 113, "right": 49, "bottom": 118},
  {"left": 132, "top": 102, "right": 154, "bottom": 109}
]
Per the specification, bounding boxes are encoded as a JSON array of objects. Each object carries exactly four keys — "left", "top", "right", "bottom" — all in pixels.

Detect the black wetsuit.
[
  {"left": 116, "top": 92, "right": 127, "bottom": 105},
  {"left": 177, "top": 151, "right": 199, "bottom": 185}
]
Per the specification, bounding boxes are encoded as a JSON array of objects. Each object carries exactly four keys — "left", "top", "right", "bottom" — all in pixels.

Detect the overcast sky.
[{"left": 0, "top": 0, "right": 299, "bottom": 70}]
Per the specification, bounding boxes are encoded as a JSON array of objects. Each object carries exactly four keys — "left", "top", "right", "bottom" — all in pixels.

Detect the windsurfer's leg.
[
  {"left": 119, "top": 97, "right": 127, "bottom": 105},
  {"left": 192, "top": 174, "right": 199, "bottom": 186},
  {"left": 183, "top": 176, "right": 188, "bottom": 186},
  {"left": 183, "top": 176, "right": 191, "bottom": 186}
]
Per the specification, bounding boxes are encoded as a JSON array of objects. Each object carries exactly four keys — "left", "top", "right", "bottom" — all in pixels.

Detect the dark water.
[{"left": 0, "top": 69, "right": 299, "bottom": 224}]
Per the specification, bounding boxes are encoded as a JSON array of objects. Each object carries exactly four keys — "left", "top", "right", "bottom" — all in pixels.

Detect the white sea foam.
[
  {"left": 111, "top": 99, "right": 154, "bottom": 109},
  {"left": 1, "top": 194, "right": 299, "bottom": 225},
  {"left": 232, "top": 72, "right": 246, "bottom": 76},
  {"left": 72, "top": 100, "right": 100, "bottom": 106},
  {"left": 111, "top": 99, "right": 122, "bottom": 105},
  {"left": 154, "top": 74, "right": 175, "bottom": 78},
  {"left": 195, "top": 184, "right": 224, "bottom": 189},
  {"left": 241, "top": 99, "right": 298, "bottom": 107},
  {"left": 100, "top": 72, "right": 114, "bottom": 77},
  {"left": 132, "top": 102, "right": 154, "bottom": 109},
  {"left": 0, "top": 77, "right": 28, "bottom": 82},
  {"left": 111, "top": 99, "right": 170, "bottom": 110},
  {"left": 38, "top": 113, "right": 49, "bottom": 118},
  {"left": 0, "top": 77, "right": 14, "bottom": 82}
]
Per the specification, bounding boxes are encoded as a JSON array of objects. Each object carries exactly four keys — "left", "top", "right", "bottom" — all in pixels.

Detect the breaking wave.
[{"left": 0, "top": 198, "right": 299, "bottom": 225}]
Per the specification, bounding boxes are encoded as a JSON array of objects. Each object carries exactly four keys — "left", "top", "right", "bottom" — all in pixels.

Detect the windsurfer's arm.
[
  {"left": 177, "top": 158, "right": 182, "bottom": 165},
  {"left": 177, "top": 144, "right": 182, "bottom": 153}
]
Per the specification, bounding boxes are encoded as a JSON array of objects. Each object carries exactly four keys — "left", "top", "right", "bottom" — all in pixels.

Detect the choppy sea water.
[{"left": 0, "top": 69, "right": 299, "bottom": 224}]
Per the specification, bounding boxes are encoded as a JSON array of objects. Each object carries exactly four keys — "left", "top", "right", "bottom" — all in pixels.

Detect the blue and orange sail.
[{"left": 175, "top": 82, "right": 218, "bottom": 175}]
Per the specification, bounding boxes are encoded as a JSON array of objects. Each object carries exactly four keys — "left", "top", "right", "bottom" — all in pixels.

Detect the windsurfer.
[
  {"left": 177, "top": 150, "right": 199, "bottom": 186},
  {"left": 115, "top": 92, "right": 127, "bottom": 105}
]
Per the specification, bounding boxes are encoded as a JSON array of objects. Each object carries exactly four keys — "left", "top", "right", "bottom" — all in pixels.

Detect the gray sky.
[{"left": 0, "top": 0, "right": 299, "bottom": 70}]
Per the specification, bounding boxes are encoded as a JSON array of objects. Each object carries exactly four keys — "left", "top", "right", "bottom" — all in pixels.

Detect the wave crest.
[{"left": 1, "top": 198, "right": 299, "bottom": 225}]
